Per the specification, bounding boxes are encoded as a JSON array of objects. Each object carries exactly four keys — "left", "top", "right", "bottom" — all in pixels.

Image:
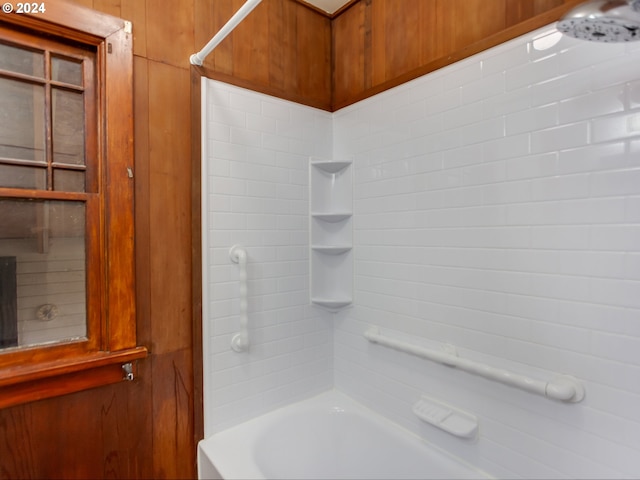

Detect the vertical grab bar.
[{"left": 229, "top": 245, "right": 248, "bottom": 352}]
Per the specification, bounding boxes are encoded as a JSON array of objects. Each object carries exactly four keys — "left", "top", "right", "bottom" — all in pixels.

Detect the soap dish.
[{"left": 412, "top": 395, "right": 478, "bottom": 439}]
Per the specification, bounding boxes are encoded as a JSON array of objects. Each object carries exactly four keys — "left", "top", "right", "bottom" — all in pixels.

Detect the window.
[
  {"left": 0, "top": 2, "right": 146, "bottom": 407},
  {"left": 0, "top": 30, "right": 95, "bottom": 349}
]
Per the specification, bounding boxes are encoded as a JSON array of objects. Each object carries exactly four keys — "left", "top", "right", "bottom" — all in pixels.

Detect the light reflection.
[{"left": 533, "top": 30, "right": 563, "bottom": 51}]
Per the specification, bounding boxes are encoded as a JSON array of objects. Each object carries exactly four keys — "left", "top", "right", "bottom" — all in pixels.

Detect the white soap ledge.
[{"left": 412, "top": 395, "right": 478, "bottom": 439}]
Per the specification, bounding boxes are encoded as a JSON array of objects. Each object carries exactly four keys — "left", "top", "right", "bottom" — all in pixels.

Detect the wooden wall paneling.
[
  {"left": 332, "top": 0, "right": 585, "bottom": 110},
  {"left": 194, "top": 0, "right": 216, "bottom": 71},
  {"left": 231, "top": 0, "right": 270, "bottom": 85},
  {"left": 69, "top": 0, "right": 93, "bottom": 9},
  {"left": 6, "top": 397, "right": 97, "bottom": 479},
  {"left": 96, "top": 367, "right": 153, "bottom": 480},
  {"left": 532, "top": 0, "right": 569, "bottom": 21},
  {"left": 536, "top": 0, "right": 571, "bottom": 14},
  {"left": 192, "top": 0, "right": 211, "bottom": 69},
  {"left": 505, "top": 0, "right": 536, "bottom": 26},
  {"left": 332, "top": 1, "right": 365, "bottom": 108},
  {"left": 419, "top": 0, "right": 448, "bottom": 67},
  {"left": 199, "top": 0, "right": 234, "bottom": 74},
  {"left": 268, "top": 0, "right": 295, "bottom": 92},
  {"left": 145, "top": 0, "right": 195, "bottom": 67},
  {"left": 193, "top": 0, "right": 331, "bottom": 109},
  {"left": 113, "top": 358, "right": 154, "bottom": 479},
  {"left": 370, "top": 0, "right": 384, "bottom": 86},
  {"left": 0, "top": 403, "right": 36, "bottom": 478},
  {"left": 147, "top": 60, "right": 192, "bottom": 355},
  {"left": 92, "top": 0, "right": 121, "bottom": 18},
  {"left": 296, "top": 4, "right": 331, "bottom": 103},
  {"left": 151, "top": 349, "right": 195, "bottom": 478},
  {"left": 430, "top": 0, "right": 453, "bottom": 62},
  {"left": 363, "top": 0, "right": 372, "bottom": 89},
  {"left": 121, "top": 0, "right": 148, "bottom": 58},
  {"left": 505, "top": 0, "right": 567, "bottom": 27},
  {"left": 0, "top": 376, "right": 153, "bottom": 479},
  {"left": 449, "top": 0, "right": 507, "bottom": 51},
  {"left": 380, "top": 0, "right": 423, "bottom": 84}
]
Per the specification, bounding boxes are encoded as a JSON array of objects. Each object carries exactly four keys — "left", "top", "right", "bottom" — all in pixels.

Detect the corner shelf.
[
  {"left": 310, "top": 297, "right": 353, "bottom": 311},
  {"left": 310, "top": 160, "right": 352, "bottom": 173},
  {"left": 311, "top": 212, "right": 352, "bottom": 223},
  {"left": 310, "top": 157, "right": 353, "bottom": 312},
  {"left": 311, "top": 245, "right": 352, "bottom": 255}
]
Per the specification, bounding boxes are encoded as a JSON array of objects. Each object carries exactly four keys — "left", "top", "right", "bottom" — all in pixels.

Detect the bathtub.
[{"left": 198, "top": 390, "right": 491, "bottom": 479}]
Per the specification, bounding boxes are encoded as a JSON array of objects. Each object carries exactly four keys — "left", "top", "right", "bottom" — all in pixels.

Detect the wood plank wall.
[
  {"left": 0, "top": 0, "right": 582, "bottom": 478},
  {"left": 332, "top": 0, "right": 583, "bottom": 109},
  {"left": 195, "top": 0, "right": 332, "bottom": 110}
]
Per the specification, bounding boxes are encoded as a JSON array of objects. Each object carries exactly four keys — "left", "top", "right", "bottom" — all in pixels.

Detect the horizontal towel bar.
[{"left": 364, "top": 328, "right": 584, "bottom": 403}]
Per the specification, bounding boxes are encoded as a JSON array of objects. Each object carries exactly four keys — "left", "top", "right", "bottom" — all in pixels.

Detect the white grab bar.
[
  {"left": 364, "top": 328, "right": 584, "bottom": 403},
  {"left": 229, "top": 245, "right": 248, "bottom": 352}
]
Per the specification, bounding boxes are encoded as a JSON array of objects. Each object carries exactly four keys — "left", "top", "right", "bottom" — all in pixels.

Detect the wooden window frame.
[{"left": 0, "top": 0, "right": 146, "bottom": 409}]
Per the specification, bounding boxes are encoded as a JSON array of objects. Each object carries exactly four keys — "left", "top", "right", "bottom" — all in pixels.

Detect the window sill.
[{"left": 0, "top": 346, "right": 148, "bottom": 409}]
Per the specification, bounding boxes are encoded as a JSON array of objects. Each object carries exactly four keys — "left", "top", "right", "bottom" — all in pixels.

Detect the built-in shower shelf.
[
  {"left": 311, "top": 245, "right": 352, "bottom": 255},
  {"left": 311, "top": 212, "right": 352, "bottom": 222},
  {"left": 311, "top": 297, "right": 352, "bottom": 310},
  {"left": 310, "top": 159, "right": 352, "bottom": 173},
  {"left": 310, "top": 157, "right": 353, "bottom": 312}
]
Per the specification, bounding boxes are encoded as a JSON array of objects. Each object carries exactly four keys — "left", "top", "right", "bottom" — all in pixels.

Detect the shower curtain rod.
[{"left": 190, "top": 0, "right": 263, "bottom": 66}]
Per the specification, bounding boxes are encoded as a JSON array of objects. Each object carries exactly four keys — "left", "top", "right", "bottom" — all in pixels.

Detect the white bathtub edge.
[{"left": 198, "top": 389, "right": 493, "bottom": 480}]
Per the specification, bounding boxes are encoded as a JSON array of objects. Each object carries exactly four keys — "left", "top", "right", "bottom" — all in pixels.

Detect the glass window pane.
[
  {"left": 0, "top": 199, "right": 86, "bottom": 349},
  {"left": 0, "top": 256, "right": 18, "bottom": 347},
  {"left": 51, "top": 56, "right": 83, "bottom": 86},
  {"left": 53, "top": 169, "right": 85, "bottom": 192},
  {"left": 0, "top": 78, "right": 45, "bottom": 162},
  {"left": 0, "top": 42, "right": 44, "bottom": 77},
  {"left": 52, "top": 88, "right": 85, "bottom": 166},
  {"left": 0, "top": 164, "right": 47, "bottom": 189}
]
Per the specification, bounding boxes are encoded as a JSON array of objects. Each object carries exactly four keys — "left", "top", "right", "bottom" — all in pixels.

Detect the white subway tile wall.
[
  {"left": 202, "top": 80, "right": 334, "bottom": 435},
  {"left": 334, "top": 27, "right": 640, "bottom": 478},
  {"left": 203, "top": 25, "right": 640, "bottom": 478}
]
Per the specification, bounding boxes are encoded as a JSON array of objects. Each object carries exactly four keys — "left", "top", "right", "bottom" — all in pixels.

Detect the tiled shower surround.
[
  {"left": 202, "top": 82, "right": 334, "bottom": 434},
  {"left": 203, "top": 25, "right": 640, "bottom": 478}
]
